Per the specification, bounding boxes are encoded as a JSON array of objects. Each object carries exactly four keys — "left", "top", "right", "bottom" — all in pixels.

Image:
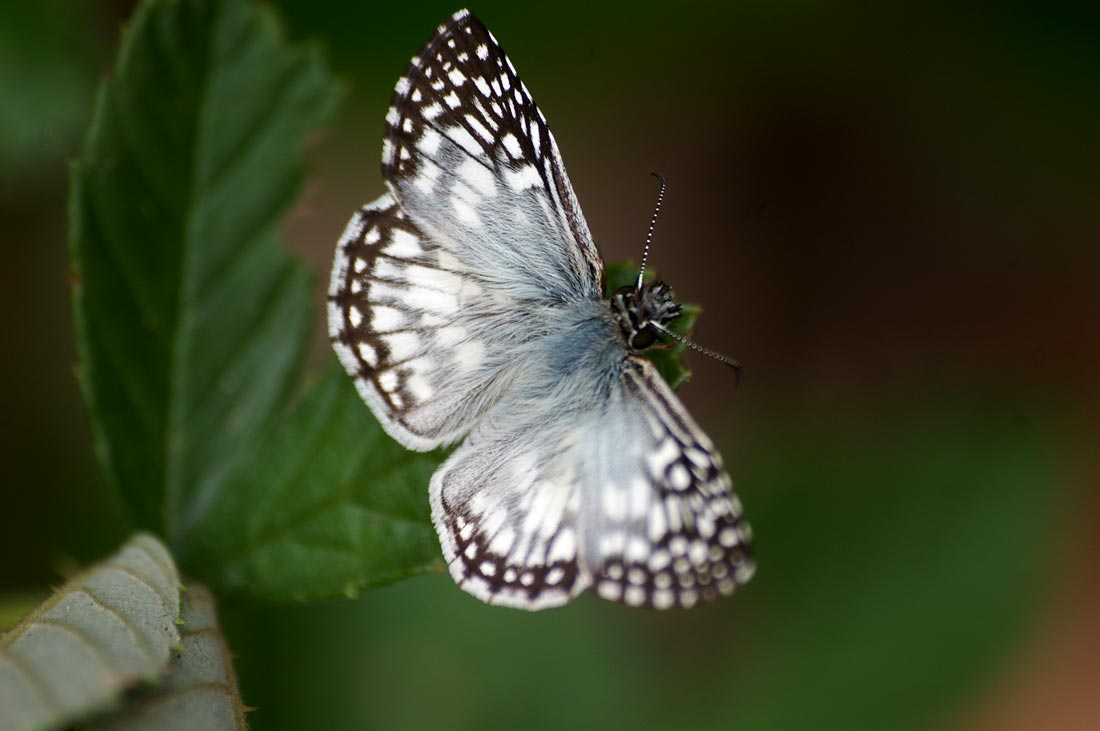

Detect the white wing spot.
[
  {"left": 668, "top": 464, "right": 691, "bottom": 491},
  {"left": 689, "top": 540, "right": 708, "bottom": 566},
  {"left": 465, "top": 114, "right": 494, "bottom": 144},
  {"left": 501, "top": 132, "right": 522, "bottom": 158},
  {"left": 452, "top": 197, "right": 481, "bottom": 226},
  {"left": 455, "top": 340, "right": 484, "bottom": 371},
  {"left": 356, "top": 343, "right": 378, "bottom": 367},
  {"left": 381, "top": 334, "right": 420, "bottom": 364},
  {"left": 548, "top": 529, "right": 576, "bottom": 563},
  {"left": 505, "top": 164, "right": 542, "bottom": 191},
  {"left": 406, "top": 373, "right": 434, "bottom": 401},
  {"left": 488, "top": 526, "right": 515, "bottom": 555},
  {"left": 417, "top": 128, "right": 442, "bottom": 155},
  {"left": 378, "top": 370, "right": 399, "bottom": 392},
  {"left": 598, "top": 582, "right": 622, "bottom": 601},
  {"left": 719, "top": 527, "right": 739, "bottom": 547},
  {"left": 385, "top": 229, "right": 423, "bottom": 257},
  {"left": 422, "top": 101, "right": 443, "bottom": 120},
  {"left": 648, "top": 549, "right": 671, "bottom": 571},
  {"left": 626, "top": 537, "right": 649, "bottom": 563},
  {"left": 648, "top": 506, "right": 667, "bottom": 542},
  {"left": 447, "top": 125, "right": 485, "bottom": 158}
]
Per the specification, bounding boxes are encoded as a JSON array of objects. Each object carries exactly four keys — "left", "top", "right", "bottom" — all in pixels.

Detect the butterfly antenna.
[
  {"left": 650, "top": 322, "right": 744, "bottom": 386},
  {"left": 636, "top": 171, "right": 666, "bottom": 292}
]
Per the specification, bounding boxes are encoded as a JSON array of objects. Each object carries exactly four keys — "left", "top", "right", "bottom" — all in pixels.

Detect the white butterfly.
[{"left": 328, "top": 9, "right": 754, "bottom": 609}]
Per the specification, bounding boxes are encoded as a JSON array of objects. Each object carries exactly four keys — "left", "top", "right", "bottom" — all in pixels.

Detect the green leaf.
[
  {"left": 0, "top": 533, "right": 182, "bottom": 731},
  {"left": 88, "top": 583, "right": 248, "bottom": 731},
  {"left": 68, "top": 0, "right": 342, "bottom": 541},
  {"left": 182, "top": 365, "right": 443, "bottom": 602},
  {"left": 603, "top": 260, "right": 699, "bottom": 389}
]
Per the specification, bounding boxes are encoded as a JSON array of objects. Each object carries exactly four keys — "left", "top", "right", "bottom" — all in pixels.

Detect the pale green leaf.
[
  {"left": 88, "top": 583, "right": 248, "bottom": 731},
  {"left": 0, "top": 534, "right": 181, "bottom": 731}
]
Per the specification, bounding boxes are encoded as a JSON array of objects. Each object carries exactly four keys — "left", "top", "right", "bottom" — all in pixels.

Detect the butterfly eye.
[{"left": 631, "top": 328, "right": 656, "bottom": 350}]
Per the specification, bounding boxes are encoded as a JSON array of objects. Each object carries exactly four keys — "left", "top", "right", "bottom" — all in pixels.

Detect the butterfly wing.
[
  {"left": 582, "top": 357, "right": 755, "bottom": 609},
  {"left": 329, "top": 194, "right": 524, "bottom": 448},
  {"left": 329, "top": 10, "right": 604, "bottom": 449},
  {"left": 431, "top": 348, "right": 754, "bottom": 610},
  {"left": 382, "top": 9, "right": 603, "bottom": 302}
]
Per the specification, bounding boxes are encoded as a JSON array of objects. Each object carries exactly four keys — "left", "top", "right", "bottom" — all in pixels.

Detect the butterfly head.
[{"left": 611, "top": 281, "right": 682, "bottom": 351}]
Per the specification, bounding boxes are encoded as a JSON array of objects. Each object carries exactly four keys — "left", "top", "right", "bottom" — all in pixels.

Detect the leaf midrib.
[{"left": 162, "top": 0, "right": 218, "bottom": 533}]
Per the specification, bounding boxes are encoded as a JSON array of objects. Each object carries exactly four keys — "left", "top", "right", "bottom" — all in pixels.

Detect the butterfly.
[{"left": 328, "top": 9, "right": 754, "bottom": 610}]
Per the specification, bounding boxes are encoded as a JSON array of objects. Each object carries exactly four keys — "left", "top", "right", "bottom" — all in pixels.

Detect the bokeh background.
[{"left": 2, "top": 1, "right": 1098, "bottom": 729}]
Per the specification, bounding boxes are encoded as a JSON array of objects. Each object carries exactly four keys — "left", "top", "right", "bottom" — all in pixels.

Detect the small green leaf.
[
  {"left": 68, "top": 0, "right": 342, "bottom": 541},
  {"left": 182, "top": 365, "right": 443, "bottom": 602},
  {"left": 0, "top": 534, "right": 182, "bottom": 731},
  {"left": 88, "top": 583, "right": 248, "bottom": 731},
  {"left": 603, "top": 260, "right": 699, "bottom": 389}
]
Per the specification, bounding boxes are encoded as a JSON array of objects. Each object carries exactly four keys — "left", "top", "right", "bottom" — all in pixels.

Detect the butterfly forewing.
[{"left": 381, "top": 9, "right": 603, "bottom": 303}]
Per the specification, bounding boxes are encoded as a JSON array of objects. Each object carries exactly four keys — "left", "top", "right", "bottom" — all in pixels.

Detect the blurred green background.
[{"left": 2, "top": 1, "right": 1098, "bottom": 729}]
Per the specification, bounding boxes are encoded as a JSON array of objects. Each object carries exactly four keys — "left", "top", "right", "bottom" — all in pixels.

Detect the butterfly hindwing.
[
  {"left": 381, "top": 9, "right": 603, "bottom": 303},
  {"left": 582, "top": 357, "right": 755, "bottom": 609},
  {"left": 431, "top": 411, "right": 590, "bottom": 610},
  {"left": 429, "top": 345, "right": 754, "bottom": 611}
]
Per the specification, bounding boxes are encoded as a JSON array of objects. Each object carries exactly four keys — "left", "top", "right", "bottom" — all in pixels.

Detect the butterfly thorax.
[{"left": 610, "top": 281, "right": 682, "bottom": 351}]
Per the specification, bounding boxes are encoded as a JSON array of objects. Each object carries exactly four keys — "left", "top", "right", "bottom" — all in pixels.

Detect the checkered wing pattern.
[
  {"left": 583, "top": 357, "right": 755, "bottom": 609},
  {"left": 430, "top": 353, "right": 754, "bottom": 610},
  {"left": 329, "top": 193, "right": 522, "bottom": 449},
  {"left": 381, "top": 9, "right": 604, "bottom": 303}
]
